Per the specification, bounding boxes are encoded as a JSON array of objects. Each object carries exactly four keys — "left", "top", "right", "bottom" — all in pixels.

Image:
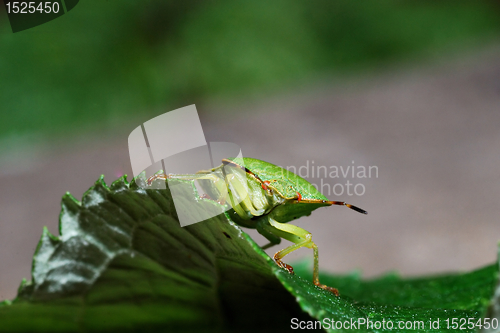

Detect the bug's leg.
[
  {"left": 225, "top": 173, "right": 266, "bottom": 217},
  {"left": 149, "top": 172, "right": 229, "bottom": 204},
  {"left": 309, "top": 243, "right": 339, "bottom": 296},
  {"left": 146, "top": 173, "right": 168, "bottom": 185},
  {"left": 256, "top": 219, "right": 281, "bottom": 250},
  {"left": 147, "top": 173, "right": 209, "bottom": 185},
  {"left": 194, "top": 173, "right": 229, "bottom": 205},
  {"left": 265, "top": 218, "right": 340, "bottom": 296},
  {"left": 260, "top": 242, "right": 277, "bottom": 251}
]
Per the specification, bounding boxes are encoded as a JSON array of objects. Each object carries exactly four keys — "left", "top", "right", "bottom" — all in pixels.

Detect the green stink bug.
[{"left": 147, "top": 157, "right": 366, "bottom": 296}]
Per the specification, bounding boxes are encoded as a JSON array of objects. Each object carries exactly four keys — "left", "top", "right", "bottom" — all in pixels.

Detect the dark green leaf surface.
[
  {"left": 244, "top": 233, "right": 499, "bottom": 333},
  {"left": 0, "top": 176, "right": 498, "bottom": 333},
  {"left": 0, "top": 176, "right": 315, "bottom": 332}
]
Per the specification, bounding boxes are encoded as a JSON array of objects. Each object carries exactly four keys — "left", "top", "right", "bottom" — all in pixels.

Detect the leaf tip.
[
  {"left": 62, "top": 192, "right": 81, "bottom": 206},
  {"left": 16, "top": 278, "right": 33, "bottom": 298},
  {"left": 96, "top": 175, "right": 110, "bottom": 190},
  {"left": 110, "top": 174, "right": 130, "bottom": 191}
]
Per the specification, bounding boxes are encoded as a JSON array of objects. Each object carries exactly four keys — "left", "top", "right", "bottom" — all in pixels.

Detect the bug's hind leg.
[
  {"left": 264, "top": 217, "right": 340, "bottom": 296},
  {"left": 309, "top": 243, "right": 339, "bottom": 296},
  {"left": 256, "top": 219, "right": 281, "bottom": 250}
]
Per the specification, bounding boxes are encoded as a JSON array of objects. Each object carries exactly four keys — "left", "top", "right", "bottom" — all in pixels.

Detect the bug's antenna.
[{"left": 328, "top": 201, "right": 367, "bottom": 215}]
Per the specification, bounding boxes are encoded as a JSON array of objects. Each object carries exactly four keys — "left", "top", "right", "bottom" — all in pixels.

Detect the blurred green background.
[{"left": 1, "top": 0, "right": 500, "bottom": 141}]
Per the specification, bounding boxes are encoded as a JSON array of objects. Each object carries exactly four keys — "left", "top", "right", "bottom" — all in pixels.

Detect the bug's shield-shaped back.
[{"left": 128, "top": 105, "right": 250, "bottom": 227}]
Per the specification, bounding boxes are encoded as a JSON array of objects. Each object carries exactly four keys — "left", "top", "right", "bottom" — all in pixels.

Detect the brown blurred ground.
[{"left": 1, "top": 47, "right": 500, "bottom": 300}]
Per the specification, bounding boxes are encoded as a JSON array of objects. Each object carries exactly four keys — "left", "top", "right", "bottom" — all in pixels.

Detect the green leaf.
[
  {"left": 0, "top": 176, "right": 316, "bottom": 332},
  {"left": 0, "top": 175, "right": 498, "bottom": 333},
  {"left": 244, "top": 233, "right": 499, "bottom": 332}
]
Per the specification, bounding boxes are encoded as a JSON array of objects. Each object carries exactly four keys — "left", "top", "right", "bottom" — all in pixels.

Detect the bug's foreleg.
[
  {"left": 147, "top": 173, "right": 210, "bottom": 185},
  {"left": 148, "top": 172, "right": 229, "bottom": 204},
  {"left": 265, "top": 217, "right": 339, "bottom": 296},
  {"left": 196, "top": 173, "right": 229, "bottom": 204}
]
